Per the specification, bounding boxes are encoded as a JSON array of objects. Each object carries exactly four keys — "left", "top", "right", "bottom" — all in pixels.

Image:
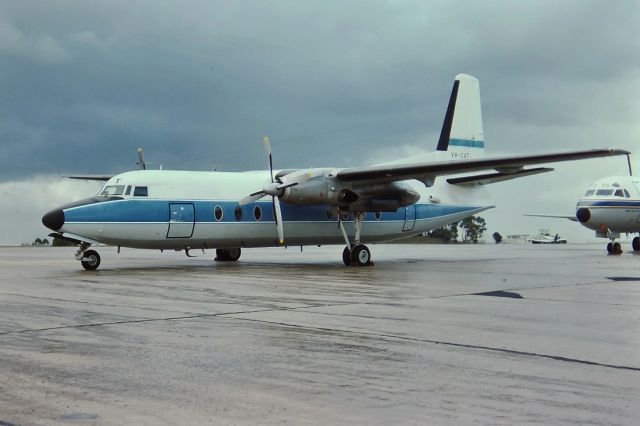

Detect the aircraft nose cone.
[
  {"left": 42, "top": 208, "right": 65, "bottom": 231},
  {"left": 576, "top": 207, "right": 591, "bottom": 223}
]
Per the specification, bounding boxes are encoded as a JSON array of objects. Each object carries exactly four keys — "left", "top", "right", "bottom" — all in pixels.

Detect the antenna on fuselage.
[
  {"left": 137, "top": 147, "right": 146, "bottom": 170},
  {"left": 627, "top": 153, "right": 633, "bottom": 176}
]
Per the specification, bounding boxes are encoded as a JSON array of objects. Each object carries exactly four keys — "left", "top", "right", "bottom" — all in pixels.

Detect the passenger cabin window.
[
  {"left": 614, "top": 189, "right": 625, "bottom": 197},
  {"left": 133, "top": 186, "right": 148, "bottom": 197},
  {"left": 595, "top": 189, "right": 614, "bottom": 196},
  {"left": 99, "top": 185, "right": 125, "bottom": 196},
  {"left": 584, "top": 189, "right": 595, "bottom": 196}
]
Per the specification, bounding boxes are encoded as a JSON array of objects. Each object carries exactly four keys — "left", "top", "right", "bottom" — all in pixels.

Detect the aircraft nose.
[
  {"left": 576, "top": 207, "right": 591, "bottom": 223},
  {"left": 42, "top": 208, "right": 65, "bottom": 231}
]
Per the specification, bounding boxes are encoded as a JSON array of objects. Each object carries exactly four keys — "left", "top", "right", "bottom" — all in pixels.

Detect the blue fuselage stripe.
[
  {"left": 577, "top": 200, "right": 640, "bottom": 208},
  {"left": 63, "top": 199, "right": 483, "bottom": 224}
]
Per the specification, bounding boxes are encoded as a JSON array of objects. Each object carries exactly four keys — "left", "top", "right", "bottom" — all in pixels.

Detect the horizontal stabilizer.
[
  {"left": 447, "top": 167, "right": 552, "bottom": 186},
  {"left": 524, "top": 214, "right": 578, "bottom": 222},
  {"left": 64, "top": 175, "right": 113, "bottom": 181}
]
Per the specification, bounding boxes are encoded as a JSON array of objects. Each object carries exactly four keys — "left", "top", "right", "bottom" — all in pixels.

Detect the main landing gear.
[
  {"left": 76, "top": 243, "right": 101, "bottom": 270},
  {"left": 339, "top": 212, "right": 373, "bottom": 266},
  {"left": 215, "top": 248, "right": 241, "bottom": 262}
]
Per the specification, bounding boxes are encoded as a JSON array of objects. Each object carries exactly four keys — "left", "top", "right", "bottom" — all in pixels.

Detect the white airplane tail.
[{"left": 436, "top": 73, "right": 485, "bottom": 158}]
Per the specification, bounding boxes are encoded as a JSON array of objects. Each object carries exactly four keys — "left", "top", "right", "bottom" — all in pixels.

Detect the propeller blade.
[
  {"left": 263, "top": 136, "right": 273, "bottom": 182},
  {"left": 137, "top": 147, "right": 146, "bottom": 170},
  {"left": 273, "top": 196, "right": 284, "bottom": 244},
  {"left": 239, "top": 192, "right": 265, "bottom": 206}
]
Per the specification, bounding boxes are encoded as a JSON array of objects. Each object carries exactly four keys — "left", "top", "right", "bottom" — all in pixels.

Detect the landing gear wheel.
[
  {"left": 215, "top": 248, "right": 241, "bottom": 262},
  {"left": 342, "top": 246, "right": 351, "bottom": 266},
  {"left": 350, "top": 244, "right": 371, "bottom": 266},
  {"left": 81, "top": 250, "right": 101, "bottom": 271},
  {"left": 227, "top": 247, "right": 241, "bottom": 261},
  {"left": 633, "top": 237, "right": 640, "bottom": 252},
  {"left": 613, "top": 242, "right": 622, "bottom": 255},
  {"left": 607, "top": 242, "right": 613, "bottom": 254}
]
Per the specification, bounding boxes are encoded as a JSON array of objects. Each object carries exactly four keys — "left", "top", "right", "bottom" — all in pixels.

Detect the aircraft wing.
[
  {"left": 524, "top": 213, "right": 578, "bottom": 222},
  {"left": 64, "top": 175, "right": 113, "bottom": 181},
  {"left": 336, "top": 148, "right": 629, "bottom": 186}
]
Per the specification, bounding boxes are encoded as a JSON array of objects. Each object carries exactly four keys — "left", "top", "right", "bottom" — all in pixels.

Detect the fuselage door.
[
  {"left": 403, "top": 204, "right": 416, "bottom": 231},
  {"left": 167, "top": 203, "right": 195, "bottom": 238}
]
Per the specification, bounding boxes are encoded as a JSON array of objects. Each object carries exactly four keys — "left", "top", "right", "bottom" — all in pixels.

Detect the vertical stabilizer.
[{"left": 437, "top": 74, "right": 484, "bottom": 158}]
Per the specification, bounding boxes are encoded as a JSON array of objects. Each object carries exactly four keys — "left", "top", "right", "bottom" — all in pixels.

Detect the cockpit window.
[
  {"left": 595, "top": 189, "right": 614, "bottom": 196},
  {"left": 614, "top": 189, "right": 624, "bottom": 197},
  {"left": 584, "top": 189, "right": 596, "bottom": 196},
  {"left": 99, "top": 185, "right": 125, "bottom": 196},
  {"left": 624, "top": 189, "right": 631, "bottom": 198},
  {"left": 133, "top": 186, "right": 148, "bottom": 197},
  {"left": 124, "top": 185, "right": 132, "bottom": 196}
]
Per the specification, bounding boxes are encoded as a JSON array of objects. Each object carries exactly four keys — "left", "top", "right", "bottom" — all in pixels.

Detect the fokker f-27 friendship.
[{"left": 42, "top": 74, "right": 628, "bottom": 270}]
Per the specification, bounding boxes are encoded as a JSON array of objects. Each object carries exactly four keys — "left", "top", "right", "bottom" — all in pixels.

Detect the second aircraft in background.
[{"left": 528, "top": 174, "right": 640, "bottom": 254}]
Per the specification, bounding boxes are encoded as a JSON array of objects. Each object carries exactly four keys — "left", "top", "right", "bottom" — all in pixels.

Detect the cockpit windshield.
[
  {"left": 99, "top": 185, "right": 125, "bottom": 196},
  {"left": 584, "top": 189, "right": 595, "bottom": 196},
  {"left": 595, "top": 189, "right": 614, "bottom": 196}
]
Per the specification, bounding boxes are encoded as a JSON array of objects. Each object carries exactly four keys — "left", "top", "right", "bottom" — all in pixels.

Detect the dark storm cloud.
[{"left": 0, "top": 0, "right": 638, "bottom": 180}]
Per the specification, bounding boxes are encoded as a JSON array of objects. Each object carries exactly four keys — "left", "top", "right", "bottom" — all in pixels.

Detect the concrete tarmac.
[{"left": 0, "top": 243, "right": 639, "bottom": 425}]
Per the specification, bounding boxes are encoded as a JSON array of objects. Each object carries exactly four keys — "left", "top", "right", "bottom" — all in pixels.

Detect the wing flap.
[{"left": 447, "top": 167, "right": 553, "bottom": 186}]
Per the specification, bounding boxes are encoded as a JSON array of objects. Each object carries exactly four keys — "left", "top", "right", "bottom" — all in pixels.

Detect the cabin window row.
[{"left": 213, "top": 205, "right": 383, "bottom": 222}]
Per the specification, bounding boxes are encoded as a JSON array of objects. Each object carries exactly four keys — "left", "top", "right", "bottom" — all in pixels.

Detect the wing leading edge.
[{"left": 336, "top": 148, "right": 629, "bottom": 186}]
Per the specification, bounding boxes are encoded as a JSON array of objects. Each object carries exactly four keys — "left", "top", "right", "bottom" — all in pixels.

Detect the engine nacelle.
[{"left": 281, "top": 177, "right": 420, "bottom": 211}]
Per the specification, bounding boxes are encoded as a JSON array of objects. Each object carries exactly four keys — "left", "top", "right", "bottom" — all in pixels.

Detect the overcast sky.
[{"left": 1, "top": 0, "right": 639, "bottom": 245}]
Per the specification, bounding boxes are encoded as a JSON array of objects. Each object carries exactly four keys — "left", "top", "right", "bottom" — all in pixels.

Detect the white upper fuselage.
[
  {"left": 56, "top": 168, "right": 493, "bottom": 250},
  {"left": 576, "top": 175, "right": 640, "bottom": 234}
]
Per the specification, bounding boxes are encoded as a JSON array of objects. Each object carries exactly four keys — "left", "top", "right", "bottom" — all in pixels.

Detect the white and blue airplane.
[
  {"left": 527, "top": 174, "right": 640, "bottom": 255},
  {"left": 42, "top": 74, "right": 628, "bottom": 270}
]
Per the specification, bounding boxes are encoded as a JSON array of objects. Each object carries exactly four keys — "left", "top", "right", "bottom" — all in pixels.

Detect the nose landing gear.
[{"left": 76, "top": 244, "right": 101, "bottom": 270}]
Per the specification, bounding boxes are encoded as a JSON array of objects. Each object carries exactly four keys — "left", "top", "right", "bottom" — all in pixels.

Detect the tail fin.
[{"left": 436, "top": 73, "right": 484, "bottom": 158}]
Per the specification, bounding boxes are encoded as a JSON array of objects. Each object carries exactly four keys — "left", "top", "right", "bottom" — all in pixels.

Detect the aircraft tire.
[
  {"left": 613, "top": 242, "right": 622, "bottom": 255},
  {"left": 215, "top": 249, "right": 229, "bottom": 261},
  {"left": 215, "top": 248, "right": 241, "bottom": 262},
  {"left": 227, "top": 247, "right": 241, "bottom": 261},
  {"left": 350, "top": 244, "right": 371, "bottom": 266},
  {"left": 342, "top": 246, "right": 351, "bottom": 266},
  {"left": 633, "top": 237, "right": 640, "bottom": 252},
  {"left": 81, "top": 250, "right": 101, "bottom": 271},
  {"left": 607, "top": 243, "right": 613, "bottom": 254}
]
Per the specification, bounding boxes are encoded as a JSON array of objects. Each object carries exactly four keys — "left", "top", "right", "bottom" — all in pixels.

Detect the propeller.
[
  {"left": 238, "top": 137, "right": 291, "bottom": 244},
  {"left": 239, "top": 137, "right": 323, "bottom": 244}
]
